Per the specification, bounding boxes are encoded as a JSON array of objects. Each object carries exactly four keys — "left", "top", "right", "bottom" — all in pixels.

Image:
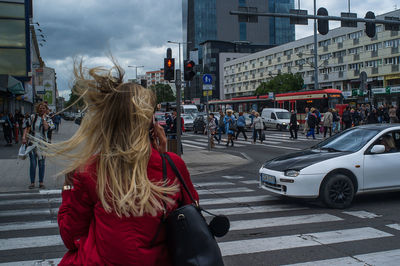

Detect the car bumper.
[{"left": 258, "top": 168, "right": 322, "bottom": 198}]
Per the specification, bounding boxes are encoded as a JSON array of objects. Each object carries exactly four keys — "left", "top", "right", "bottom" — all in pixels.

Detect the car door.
[{"left": 363, "top": 130, "right": 400, "bottom": 190}]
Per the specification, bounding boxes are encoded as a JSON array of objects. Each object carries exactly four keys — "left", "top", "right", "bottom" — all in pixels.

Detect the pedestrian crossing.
[
  {"left": 182, "top": 131, "right": 324, "bottom": 151},
  {"left": 1, "top": 178, "right": 400, "bottom": 265}
]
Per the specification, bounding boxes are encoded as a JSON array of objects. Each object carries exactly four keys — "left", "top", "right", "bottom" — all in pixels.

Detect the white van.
[
  {"left": 261, "top": 108, "right": 291, "bottom": 131},
  {"left": 181, "top": 105, "right": 199, "bottom": 117}
]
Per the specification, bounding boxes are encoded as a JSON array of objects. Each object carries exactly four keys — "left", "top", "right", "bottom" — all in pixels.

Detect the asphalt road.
[{"left": 1, "top": 128, "right": 400, "bottom": 265}]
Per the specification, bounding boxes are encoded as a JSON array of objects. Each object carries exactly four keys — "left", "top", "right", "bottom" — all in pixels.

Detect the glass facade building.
[{"left": 269, "top": 0, "right": 295, "bottom": 45}]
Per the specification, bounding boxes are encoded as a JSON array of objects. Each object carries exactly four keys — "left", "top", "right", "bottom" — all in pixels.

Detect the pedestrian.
[
  {"left": 224, "top": 109, "right": 236, "bottom": 147},
  {"left": 377, "top": 105, "right": 384, "bottom": 123},
  {"left": 46, "top": 107, "right": 54, "bottom": 143},
  {"left": 252, "top": 112, "right": 264, "bottom": 144},
  {"left": 164, "top": 112, "right": 172, "bottom": 136},
  {"left": 352, "top": 108, "right": 361, "bottom": 127},
  {"left": 323, "top": 108, "right": 333, "bottom": 138},
  {"left": 302, "top": 107, "right": 310, "bottom": 134},
  {"left": 235, "top": 112, "right": 248, "bottom": 141},
  {"left": 389, "top": 105, "right": 398, "bottom": 123},
  {"left": 22, "top": 102, "right": 55, "bottom": 189},
  {"left": 306, "top": 108, "right": 317, "bottom": 139},
  {"left": 53, "top": 113, "right": 61, "bottom": 132},
  {"left": 367, "top": 108, "right": 379, "bottom": 124},
  {"left": 208, "top": 113, "right": 217, "bottom": 148},
  {"left": 342, "top": 106, "right": 352, "bottom": 129},
  {"left": 1, "top": 112, "right": 13, "bottom": 145},
  {"left": 332, "top": 109, "right": 339, "bottom": 133},
  {"left": 289, "top": 109, "right": 298, "bottom": 139},
  {"left": 314, "top": 109, "right": 321, "bottom": 134},
  {"left": 8, "top": 113, "right": 17, "bottom": 143},
  {"left": 249, "top": 109, "right": 256, "bottom": 140},
  {"left": 383, "top": 104, "right": 390, "bottom": 123},
  {"left": 218, "top": 110, "right": 225, "bottom": 143},
  {"left": 32, "top": 62, "right": 199, "bottom": 265}
]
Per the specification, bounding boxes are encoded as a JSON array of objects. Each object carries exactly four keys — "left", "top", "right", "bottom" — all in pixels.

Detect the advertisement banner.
[
  {"left": 44, "top": 90, "right": 53, "bottom": 104},
  {"left": 23, "top": 81, "right": 33, "bottom": 103}
]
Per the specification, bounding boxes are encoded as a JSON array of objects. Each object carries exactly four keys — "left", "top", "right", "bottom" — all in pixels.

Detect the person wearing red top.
[{"left": 34, "top": 61, "right": 198, "bottom": 265}]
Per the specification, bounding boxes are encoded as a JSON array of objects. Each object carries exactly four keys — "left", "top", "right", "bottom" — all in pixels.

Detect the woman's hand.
[{"left": 151, "top": 122, "right": 167, "bottom": 153}]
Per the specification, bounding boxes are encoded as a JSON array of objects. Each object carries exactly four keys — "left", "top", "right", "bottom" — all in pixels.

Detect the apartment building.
[{"left": 223, "top": 9, "right": 400, "bottom": 107}]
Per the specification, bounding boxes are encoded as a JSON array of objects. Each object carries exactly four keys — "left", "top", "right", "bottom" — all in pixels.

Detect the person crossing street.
[{"left": 289, "top": 109, "right": 298, "bottom": 139}]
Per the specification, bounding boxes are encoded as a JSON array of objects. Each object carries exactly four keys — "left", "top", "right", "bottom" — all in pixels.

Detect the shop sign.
[
  {"left": 390, "top": 86, "right": 400, "bottom": 94},
  {"left": 371, "top": 88, "right": 385, "bottom": 94},
  {"left": 342, "top": 91, "right": 352, "bottom": 98}
]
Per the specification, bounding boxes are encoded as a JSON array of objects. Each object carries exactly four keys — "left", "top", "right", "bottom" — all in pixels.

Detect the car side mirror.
[{"left": 370, "top": 145, "right": 385, "bottom": 154}]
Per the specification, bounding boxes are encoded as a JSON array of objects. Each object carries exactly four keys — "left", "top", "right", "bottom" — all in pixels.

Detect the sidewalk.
[{"left": 0, "top": 121, "right": 249, "bottom": 192}]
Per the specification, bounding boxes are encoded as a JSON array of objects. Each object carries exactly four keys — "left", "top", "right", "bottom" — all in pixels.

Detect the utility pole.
[
  {"left": 128, "top": 65, "right": 144, "bottom": 83},
  {"left": 313, "top": 0, "right": 319, "bottom": 90}
]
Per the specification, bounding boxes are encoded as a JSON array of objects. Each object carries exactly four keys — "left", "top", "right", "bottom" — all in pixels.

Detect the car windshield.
[
  {"left": 313, "top": 128, "right": 380, "bottom": 152},
  {"left": 182, "top": 115, "right": 192, "bottom": 120},
  {"left": 185, "top": 109, "right": 198, "bottom": 116},
  {"left": 276, "top": 112, "right": 291, "bottom": 119}
]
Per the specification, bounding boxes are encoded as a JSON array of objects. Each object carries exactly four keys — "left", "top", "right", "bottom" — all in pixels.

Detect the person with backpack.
[
  {"left": 22, "top": 102, "right": 55, "bottom": 189},
  {"left": 342, "top": 106, "right": 352, "bottom": 130}
]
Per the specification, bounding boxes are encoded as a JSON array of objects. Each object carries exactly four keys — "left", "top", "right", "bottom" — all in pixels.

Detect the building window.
[
  {"left": 365, "top": 42, "right": 382, "bottom": 52},
  {"left": 384, "top": 56, "right": 400, "bottom": 65},
  {"left": 319, "top": 53, "right": 331, "bottom": 60},
  {"left": 348, "top": 31, "right": 363, "bottom": 39},
  {"left": 348, "top": 63, "right": 364, "bottom": 70},
  {"left": 333, "top": 35, "right": 346, "bottom": 43},
  {"left": 365, "top": 59, "right": 382, "bottom": 68},
  {"left": 295, "top": 46, "right": 305, "bottom": 53},
  {"left": 283, "top": 49, "right": 293, "bottom": 56},
  {"left": 333, "top": 65, "right": 346, "bottom": 72},
  {"left": 348, "top": 46, "right": 363, "bottom": 54},
  {"left": 239, "top": 22, "right": 246, "bottom": 41},
  {"left": 333, "top": 50, "right": 346, "bottom": 58},
  {"left": 318, "top": 39, "right": 331, "bottom": 47},
  {"left": 384, "top": 38, "right": 400, "bottom": 48}
]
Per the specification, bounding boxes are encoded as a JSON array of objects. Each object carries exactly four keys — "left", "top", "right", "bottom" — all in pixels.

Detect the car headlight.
[
  {"left": 284, "top": 170, "right": 300, "bottom": 177},
  {"left": 282, "top": 122, "right": 286, "bottom": 125}
]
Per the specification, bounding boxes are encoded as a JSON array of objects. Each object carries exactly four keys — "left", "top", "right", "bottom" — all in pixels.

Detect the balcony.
[
  {"left": 277, "top": 57, "right": 281, "bottom": 63},
  {"left": 392, "top": 65, "right": 399, "bottom": 72},
  {"left": 392, "top": 47, "right": 399, "bottom": 54},
  {"left": 323, "top": 46, "right": 328, "bottom": 52},
  {"left": 339, "top": 71, "right": 344, "bottom": 78},
  {"left": 337, "top": 42, "right": 343, "bottom": 49},
  {"left": 371, "top": 50, "right": 378, "bottom": 58},
  {"left": 353, "top": 54, "right": 360, "bottom": 61},
  {"left": 338, "top": 57, "right": 343, "bottom": 64},
  {"left": 324, "top": 74, "right": 329, "bottom": 80},
  {"left": 391, "top": 31, "right": 398, "bottom": 37},
  {"left": 299, "top": 65, "right": 303, "bottom": 70},
  {"left": 268, "top": 59, "right": 272, "bottom": 65},
  {"left": 372, "top": 67, "right": 378, "bottom": 74},
  {"left": 287, "top": 55, "right": 291, "bottom": 60},
  {"left": 353, "top": 38, "right": 359, "bottom": 45},
  {"left": 354, "top": 69, "right": 360, "bottom": 76}
]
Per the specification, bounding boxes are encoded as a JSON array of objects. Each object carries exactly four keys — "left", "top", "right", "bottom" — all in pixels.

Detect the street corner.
[{"left": 182, "top": 149, "right": 251, "bottom": 176}]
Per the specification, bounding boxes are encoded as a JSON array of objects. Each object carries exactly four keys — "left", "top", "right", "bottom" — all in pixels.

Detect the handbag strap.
[{"left": 162, "top": 153, "right": 197, "bottom": 205}]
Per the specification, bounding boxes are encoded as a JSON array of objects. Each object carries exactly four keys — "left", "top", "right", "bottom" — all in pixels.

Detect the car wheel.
[{"left": 321, "top": 174, "right": 354, "bottom": 209}]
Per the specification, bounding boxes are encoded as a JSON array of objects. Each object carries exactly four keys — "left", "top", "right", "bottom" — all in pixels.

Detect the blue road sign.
[{"left": 203, "top": 74, "right": 212, "bottom": 84}]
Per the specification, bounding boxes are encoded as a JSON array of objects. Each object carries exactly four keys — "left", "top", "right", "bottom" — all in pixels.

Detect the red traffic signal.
[
  {"left": 164, "top": 58, "right": 175, "bottom": 81},
  {"left": 184, "top": 60, "right": 195, "bottom": 81}
]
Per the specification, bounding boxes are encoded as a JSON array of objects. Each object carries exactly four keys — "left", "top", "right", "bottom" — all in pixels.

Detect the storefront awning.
[{"left": 0, "top": 75, "right": 25, "bottom": 95}]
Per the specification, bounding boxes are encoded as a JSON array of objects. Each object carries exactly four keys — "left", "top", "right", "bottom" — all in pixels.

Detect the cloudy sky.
[{"left": 33, "top": 0, "right": 399, "bottom": 100}]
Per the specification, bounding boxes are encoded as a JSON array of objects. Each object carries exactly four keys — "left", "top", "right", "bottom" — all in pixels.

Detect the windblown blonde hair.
[{"left": 34, "top": 60, "right": 178, "bottom": 217}]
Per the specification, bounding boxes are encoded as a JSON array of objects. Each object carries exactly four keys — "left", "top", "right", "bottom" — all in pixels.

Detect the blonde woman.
[{"left": 34, "top": 62, "right": 198, "bottom": 265}]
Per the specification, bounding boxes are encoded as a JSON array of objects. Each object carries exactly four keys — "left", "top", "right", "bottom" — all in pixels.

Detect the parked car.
[
  {"left": 193, "top": 115, "right": 207, "bottom": 134},
  {"left": 259, "top": 124, "right": 400, "bottom": 208},
  {"left": 74, "top": 112, "right": 85, "bottom": 125},
  {"left": 182, "top": 114, "right": 194, "bottom": 131},
  {"left": 62, "top": 112, "right": 75, "bottom": 121},
  {"left": 154, "top": 112, "right": 167, "bottom": 128}
]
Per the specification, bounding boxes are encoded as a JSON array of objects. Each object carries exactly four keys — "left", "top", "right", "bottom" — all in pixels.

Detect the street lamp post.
[
  {"left": 167, "top": 41, "right": 191, "bottom": 156},
  {"left": 313, "top": 0, "right": 319, "bottom": 90},
  {"left": 128, "top": 65, "right": 144, "bottom": 83}
]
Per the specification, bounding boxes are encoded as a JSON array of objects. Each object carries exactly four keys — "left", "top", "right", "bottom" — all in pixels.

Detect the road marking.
[
  {"left": 194, "top": 181, "right": 235, "bottom": 187},
  {"left": 284, "top": 248, "right": 400, "bottom": 266},
  {"left": 259, "top": 143, "right": 302, "bottom": 150},
  {"left": 182, "top": 143, "right": 203, "bottom": 149},
  {"left": 0, "top": 258, "right": 62, "bottom": 266},
  {"left": 222, "top": 175, "right": 244, "bottom": 180},
  {"left": 219, "top": 227, "right": 392, "bottom": 256},
  {"left": 0, "top": 220, "right": 59, "bottom": 232},
  {"left": 200, "top": 195, "right": 276, "bottom": 206},
  {"left": 0, "top": 198, "right": 61, "bottom": 206},
  {"left": 197, "top": 187, "right": 254, "bottom": 195},
  {"left": 39, "top": 190, "right": 62, "bottom": 195},
  {"left": 203, "top": 204, "right": 307, "bottom": 217},
  {"left": 0, "top": 235, "right": 63, "bottom": 251},
  {"left": 184, "top": 139, "right": 244, "bottom": 148},
  {"left": 386, "top": 224, "right": 400, "bottom": 231},
  {"left": 182, "top": 140, "right": 225, "bottom": 149},
  {"left": 230, "top": 214, "right": 343, "bottom": 231},
  {"left": 240, "top": 180, "right": 260, "bottom": 184},
  {"left": 342, "top": 211, "right": 382, "bottom": 219},
  {"left": 0, "top": 208, "right": 59, "bottom": 217}
]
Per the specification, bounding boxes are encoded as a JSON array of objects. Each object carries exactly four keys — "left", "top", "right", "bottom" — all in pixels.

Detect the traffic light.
[
  {"left": 164, "top": 58, "right": 175, "bottom": 81},
  {"left": 184, "top": 60, "right": 195, "bottom": 81},
  {"left": 317, "top": 8, "right": 329, "bottom": 35},
  {"left": 365, "top": 11, "right": 376, "bottom": 38}
]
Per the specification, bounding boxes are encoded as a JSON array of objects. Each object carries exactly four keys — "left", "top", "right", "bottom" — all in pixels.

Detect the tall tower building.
[
  {"left": 183, "top": 0, "right": 295, "bottom": 60},
  {"left": 182, "top": 0, "right": 295, "bottom": 101}
]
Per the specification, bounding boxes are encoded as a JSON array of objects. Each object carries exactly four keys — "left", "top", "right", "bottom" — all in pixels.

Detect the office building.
[{"left": 223, "top": 9, "right": 400, "bottom": 107}]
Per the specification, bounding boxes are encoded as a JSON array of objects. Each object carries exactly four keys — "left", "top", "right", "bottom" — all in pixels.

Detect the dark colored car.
[{"left": 193, "top": 115, "right": 207, "bottom": 134}]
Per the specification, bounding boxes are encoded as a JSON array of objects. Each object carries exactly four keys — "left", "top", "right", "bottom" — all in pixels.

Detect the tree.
[
  {"left": 255, "top": 73, "right": 304, "bottom": 96},
  {"left": 150, "top": 83, "right": 176, "bottom": 104},
  {"left": 64, "top": 85, "right": 84, "bottom": 112}
]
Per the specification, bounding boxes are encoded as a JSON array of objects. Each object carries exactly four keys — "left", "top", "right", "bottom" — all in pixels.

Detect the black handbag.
[{"left": 161, "top": 153, "right": 229, "bottom": 266}]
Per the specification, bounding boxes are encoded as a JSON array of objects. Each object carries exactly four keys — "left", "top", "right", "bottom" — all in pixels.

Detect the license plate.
[{"left": 262, "top": 174, "right": 276, "bottom": 185}]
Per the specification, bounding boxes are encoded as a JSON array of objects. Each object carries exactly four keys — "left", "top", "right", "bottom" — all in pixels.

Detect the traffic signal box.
[
  {"left": 164, "top": 58, "right": 175, "bottom": 81},
  {"left": 184, "top": 60, "right": 196, "bottom": 81},
  {"left": 317, "top": 8, "right": 329, "bottom": 35}
]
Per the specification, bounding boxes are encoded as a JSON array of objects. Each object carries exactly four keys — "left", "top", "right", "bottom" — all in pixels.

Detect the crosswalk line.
[
  {"left": 0, "top": 197, "right": 61, "bottom": 206},
  {"left": 195, "top": 181, "right": 235, "bottom": 187},
  {"left": 386, "top": 224, "right": 400, "bottom": 231},
  {"left": 0, "top": 258, "right": 62, "bottom": 266},
  {"left": 0, "top": 220, "right": 58, "bottom": 232},
  {"left": 203, "top": 204, "right": 307, "bottom": 217},
  {"left": 222, "top": 175, "right": 244, "bottom": 180},
  {"left": 219, "top": 227, "right": 393, "bottom": 256},
  {"left": 240, "top": 180, "right": 259, "bottom": 184},
  {"left": 0, "top": 208, "right": 59, "bottom": 217},
  {"left": 230, "top": 214, "right": 343, "bottom": 231},
  {"left": 200, "top": 195, "right": 275, "bottom": 206},
  {"left": 285, "top": 248, "right": 400, "bottom": 266},
  {"left": 197, "top": 187, "right": 254, "bottom": 195},
  {"left": 342, "top": 210, "right": 381, "bottom": 219},
  {"left": 0, "top": 235, "right": 63, "bottom": 251},
  {"left": 182, "top": 143, "right": 203, "bottom": 149},
  {"left": 183, "top": 139, "right": 244, "bottom": 148}
]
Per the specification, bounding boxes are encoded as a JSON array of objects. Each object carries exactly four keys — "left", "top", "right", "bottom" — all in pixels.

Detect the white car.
[
  {"left": 182, "top": 114, "right": 194, "bottom": 131},
  {"left": 259, "top": 124, "right": 400, "bottom": 208}
]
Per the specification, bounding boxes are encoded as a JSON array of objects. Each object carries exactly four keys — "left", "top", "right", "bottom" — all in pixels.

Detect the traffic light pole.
[
  {"left": 176, "top": 69, "right": 182, "bottom": 157},
  {"left": 313, "top": 0, "right": 319, "bottom": 90}
]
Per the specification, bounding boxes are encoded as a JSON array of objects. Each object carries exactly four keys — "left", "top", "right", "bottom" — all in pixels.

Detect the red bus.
[{"left": 209, "top": 89, "right": 343, "bottom": 114}]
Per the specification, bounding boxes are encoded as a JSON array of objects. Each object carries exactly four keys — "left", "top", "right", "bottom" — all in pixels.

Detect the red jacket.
[{"left": 58, "top": 148, "right": 199, "bottom": 265}]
